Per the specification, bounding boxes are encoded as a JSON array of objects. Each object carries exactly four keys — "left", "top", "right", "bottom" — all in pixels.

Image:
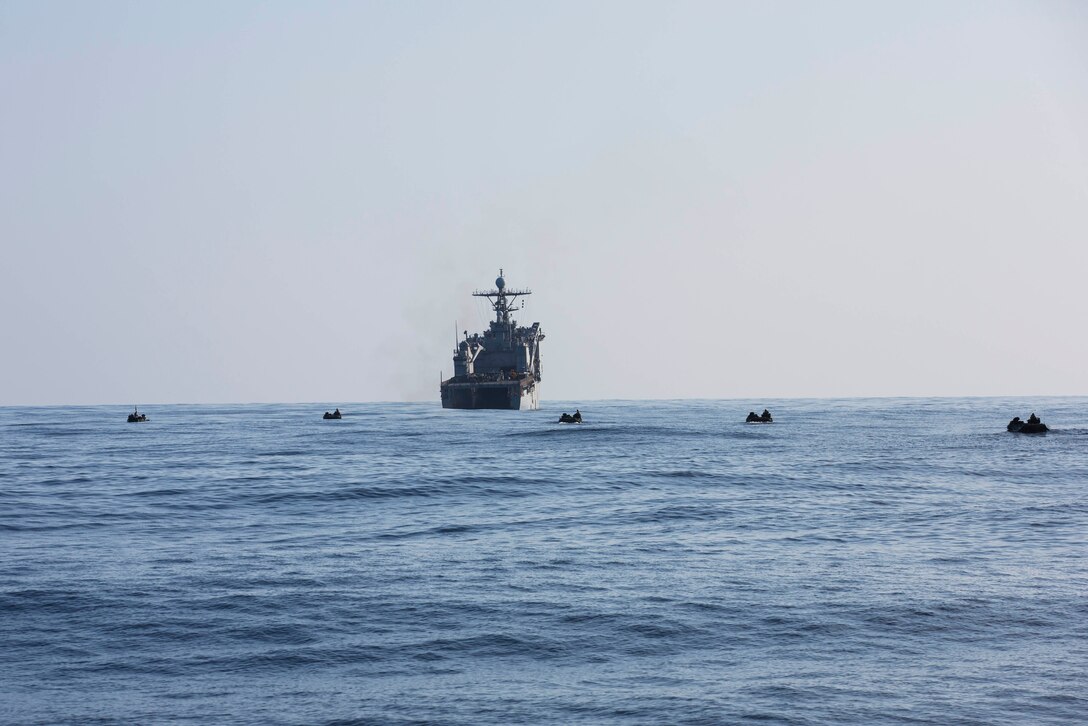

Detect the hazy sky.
[{"left": 2, "top": 1, "right": 1086, "bottom": 405}]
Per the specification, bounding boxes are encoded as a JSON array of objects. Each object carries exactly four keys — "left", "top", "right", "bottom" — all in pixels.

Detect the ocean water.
[{"left": 1, "top": 398, "right": 1086, "bottom": 725}]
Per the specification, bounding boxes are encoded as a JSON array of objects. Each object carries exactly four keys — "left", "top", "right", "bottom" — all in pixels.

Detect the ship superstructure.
[{"left": 440, "top": 271, "right": 544, "bottom": 410}]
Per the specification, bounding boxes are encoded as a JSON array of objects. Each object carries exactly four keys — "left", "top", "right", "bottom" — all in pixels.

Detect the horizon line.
[{"left": 3, "top": 393, "right": 1087, "bottom": 409}]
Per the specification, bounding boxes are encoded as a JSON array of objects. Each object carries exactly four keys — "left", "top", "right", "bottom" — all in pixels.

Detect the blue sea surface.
[{"left": 2, "top": 398, "right": 1086, "bottom": 725}]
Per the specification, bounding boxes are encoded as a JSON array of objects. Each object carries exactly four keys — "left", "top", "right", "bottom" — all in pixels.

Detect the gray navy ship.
[{"left": 441, "top": 271, "right": 544, "bottom": 410}]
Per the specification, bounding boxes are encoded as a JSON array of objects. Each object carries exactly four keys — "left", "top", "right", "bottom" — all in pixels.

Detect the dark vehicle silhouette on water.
[{"left": 1007, "top": 413, "right": 1048, "bottom": 433}]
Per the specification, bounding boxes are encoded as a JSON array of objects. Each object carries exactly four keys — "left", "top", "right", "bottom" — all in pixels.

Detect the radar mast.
[{"left": 472, "top": 268, "right": 531, "bottom": 325}]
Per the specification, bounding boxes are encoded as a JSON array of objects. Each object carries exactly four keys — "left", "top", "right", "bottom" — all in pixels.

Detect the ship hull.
[{"left": 441, "top": 380, "right": 539, "bottom": 410}]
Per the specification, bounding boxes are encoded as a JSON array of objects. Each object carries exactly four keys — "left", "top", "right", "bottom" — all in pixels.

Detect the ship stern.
[{"left": 441, "top": 379, "right": 539, "bottom": 410}]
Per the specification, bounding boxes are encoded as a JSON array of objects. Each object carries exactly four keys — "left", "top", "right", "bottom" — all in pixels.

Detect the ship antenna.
[{"left": 472, "top": 268, "right": 530, "bottom": 325}]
